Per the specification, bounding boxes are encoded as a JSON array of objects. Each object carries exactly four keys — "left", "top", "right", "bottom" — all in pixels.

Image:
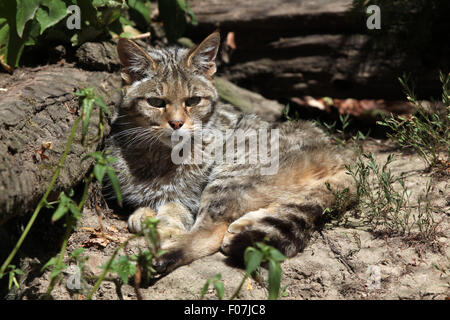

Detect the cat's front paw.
[{"left": 128, "top": 207, "right": 157, "bottom": 233}]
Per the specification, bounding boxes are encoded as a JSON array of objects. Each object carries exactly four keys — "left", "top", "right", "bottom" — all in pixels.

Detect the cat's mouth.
[{"left": 159, "top": 126, "right": 194, "bottom": 148}]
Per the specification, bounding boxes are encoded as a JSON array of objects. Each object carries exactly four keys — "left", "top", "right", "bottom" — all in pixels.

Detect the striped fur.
[{"left": 106, "top": 32, "right": 356, "bottom": 273}]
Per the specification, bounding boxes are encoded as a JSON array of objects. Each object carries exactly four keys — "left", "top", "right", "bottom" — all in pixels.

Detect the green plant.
[
  {"left": 199, "top": 242, "right": 286, "bottom": 300},
  {"left": 413, "top": 179, "right": 441, "bottom": 242},
  {"left": 200, "top": 274, "right": 225, "bottom": 300},
  {"left": 313, "top": 113, "right": 358, "bottom": 147},
  {"left": 283, "top": 103, "right": 299, "bottom": 121},
  {"left": 0, "top": 0, "right": 196, "bottom": 72},
  {"left": 346, "top": 152, "right": 414, "bottom": 235},
  {"left": 86, "top": 217, "right": 164, "bottom": 300},
  {"left": 322, "top": 183, "right": 352, "bottom": 224},
  {"left": 0, "top": 87, "right": 121, "bottom": 299},
  {"left": 378, "top": 73, "right": 449, "bottom": 168},
  {"left": 74, "top": 87, "right": 111, "bottom": 144},
  {"left": 345, "top": 151, "right": 441, "bottom": 241},
  {"left": 230, "top": 242, "right": 286, "bottom": 300},
  {"left": 158, "top": 0, "right": 197, "bottom": 43},
  {"left": 0, "top": 0, "right": 127, "bottom": 71},
  {"left": 0, "top": 116, "right": 81, "bottom": 280},
  {"left": 5, "top": 265, "right": 24, "bottom": 291}
]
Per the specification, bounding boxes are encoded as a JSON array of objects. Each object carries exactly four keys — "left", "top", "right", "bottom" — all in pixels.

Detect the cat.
[{"left": 106, "top": 31, "right": 355, "bottom": 274}]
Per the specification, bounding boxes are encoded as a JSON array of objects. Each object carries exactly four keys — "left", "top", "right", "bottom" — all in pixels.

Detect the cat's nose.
[{"left": 169, "top": 120, "right": 184, "bottom": 130}]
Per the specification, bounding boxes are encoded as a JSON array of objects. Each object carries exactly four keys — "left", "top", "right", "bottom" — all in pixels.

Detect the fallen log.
[
  {"left": 0, "top": 65, "right": 122, "bottom": 224},
  {"left": 187, "top": 0, "right": 447, "bottom": 100}
]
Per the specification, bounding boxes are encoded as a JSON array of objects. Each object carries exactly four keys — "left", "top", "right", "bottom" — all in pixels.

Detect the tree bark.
[
  {"left": 187, "top": 0, "right": 446, "bottom": 101},
  {"left": 0, "top": 65, "right": 122, "bottom": 224}
]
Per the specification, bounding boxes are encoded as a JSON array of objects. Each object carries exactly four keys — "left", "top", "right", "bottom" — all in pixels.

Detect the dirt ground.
[{"left": 11, "top": 138, "right": 448, "bottom": 301}]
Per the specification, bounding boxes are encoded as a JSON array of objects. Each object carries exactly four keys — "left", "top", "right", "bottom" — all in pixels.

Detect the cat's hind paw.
[{"left": 221, "top": 209, "right": 270, "bottom": 256}]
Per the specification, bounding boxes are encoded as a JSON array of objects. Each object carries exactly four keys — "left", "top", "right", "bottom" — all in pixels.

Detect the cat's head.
[{"left": 116, "top": 32, "right": 220, "bottom": 146}]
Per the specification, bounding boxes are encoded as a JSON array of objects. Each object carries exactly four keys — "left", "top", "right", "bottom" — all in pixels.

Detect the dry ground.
[{"left": 14, "top": 139, "right": 450, "bottom": 300}]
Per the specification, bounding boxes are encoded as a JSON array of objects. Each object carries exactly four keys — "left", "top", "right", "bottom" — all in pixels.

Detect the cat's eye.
[
  {"left": 185, "top": 97, "right": 202, "bottom": 107},
  {"left": 147, "top": 98, "right": 166, "bottom": 108}
]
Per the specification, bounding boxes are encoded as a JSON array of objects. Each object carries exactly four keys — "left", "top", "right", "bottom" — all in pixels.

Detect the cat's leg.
[
  {"left": 152, "top": 176, "right": 260, "bottom": 274},
  {"left": 154, "top": 202, "right": 194, "bottom": 246},
  {"left": 153, "top": 162, "right": 355, "bottom": 274},
  {"left": 220, "top": 203, "right": 320, "bottom": 259},
  {"left": 128, "top": 203, "right": 194, "bottom": 245},
  {"left": 221, "top": 169, "right": 356, "bottom": 259}
]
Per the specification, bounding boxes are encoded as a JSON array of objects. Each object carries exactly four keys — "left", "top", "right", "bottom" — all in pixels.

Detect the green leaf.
[
  {"left": 6, "top": 265, "right": 24, "bottom": 290},
  {"left": 82, "top": 151, "right": 104, "bottom": 162},
  {"left": 244, "top": 247, "right": 263, "bottom": 275},
  {"left": 52, "top": 192, "right": 70, "bottom": 222},
  {"left": 200, "top": 279, "right": 210, "bottom": 299},
  {"left": 74, "top": 87, "right": 94, "bottom": 98},
  {"left": 41, "top": 257, "right": 57, "bottom": 272},
  {"left": 12, "top": 268, "right": 24, "bottom": 276},
  {"left": 108, "top": 256, "right": 136, "bottom": 284},
  {"left": 8, "top": 272, "right": 16, "bottom": 290},
  {"left": 268, "top": 247, "right": 286, "bottom": 262},
  {"left": 213, "top": 279, "right": 225, "bottom": 300},
  {"left": 35, "top": 0, "right": 68, "bottom": 35},
  {"left": 16, "top": 0, "right": 40, "bottom": 38},
  {"left": 177, "top": 0, "right": 197, "bottom": 25},
  {"left": 98, "top": 7, "right": 123, "bottom": 26},
  {"left": 128, "top": 0, "right": 151, "bottom": 27},
  {"left": 50, "top": 263, "right": 67, "bottom": 280},
  {"left": 0, "top": 18, "right": 12, "bottom": 71},
  {"left": 268, "top": 259, "right": 282, "bottom": 300},
  {"left": 92, "top": 0, "right": 125, "bottom": 8},
  {"left": 81, "top": 98, "right": 94, "bottom": 143},
  {"left": 69, "top": 203, "right": 81, "bottom": 220},
  {"left": 0, "top": 2, "right": 40, "bottom": 70},
  {"left": 94, "top": 96, "right": 110, "bottom": 115},
  {"left": 93, "top": 163, "right": 107, "bottom": 183},
  {"left": 107, "top": 167, "right": 123, "bottom": 206},
  {"left": 70, "top": 248, "right": 85, "bottom": 260}
]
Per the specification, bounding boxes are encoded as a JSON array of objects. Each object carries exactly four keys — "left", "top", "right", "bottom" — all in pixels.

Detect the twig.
[
  {"left": 131, "top": 32, "right": 151, "bottom": 40},
  {"left": 320, "top": 231, "right": 357, "bottom": 275},
  {"left": 94, "top": 202, "right": 105, "bottom": 234}
]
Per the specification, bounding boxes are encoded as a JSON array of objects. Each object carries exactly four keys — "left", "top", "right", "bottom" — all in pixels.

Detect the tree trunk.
[{"left": 0, "top": 65, "right": 122, "bottom": 224}]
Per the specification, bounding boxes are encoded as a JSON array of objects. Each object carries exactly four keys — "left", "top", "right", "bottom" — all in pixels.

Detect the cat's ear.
[
  {"left": 117, "top": 38, "right": 157, "bottom": 84},
  {"left": 186, "top": 31, "right": 220, "bottom": 77}
]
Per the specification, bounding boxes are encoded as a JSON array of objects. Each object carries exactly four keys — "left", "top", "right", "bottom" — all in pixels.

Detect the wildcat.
[{"left": 107, "top": 32, "right": 355, "bottom": 274}]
